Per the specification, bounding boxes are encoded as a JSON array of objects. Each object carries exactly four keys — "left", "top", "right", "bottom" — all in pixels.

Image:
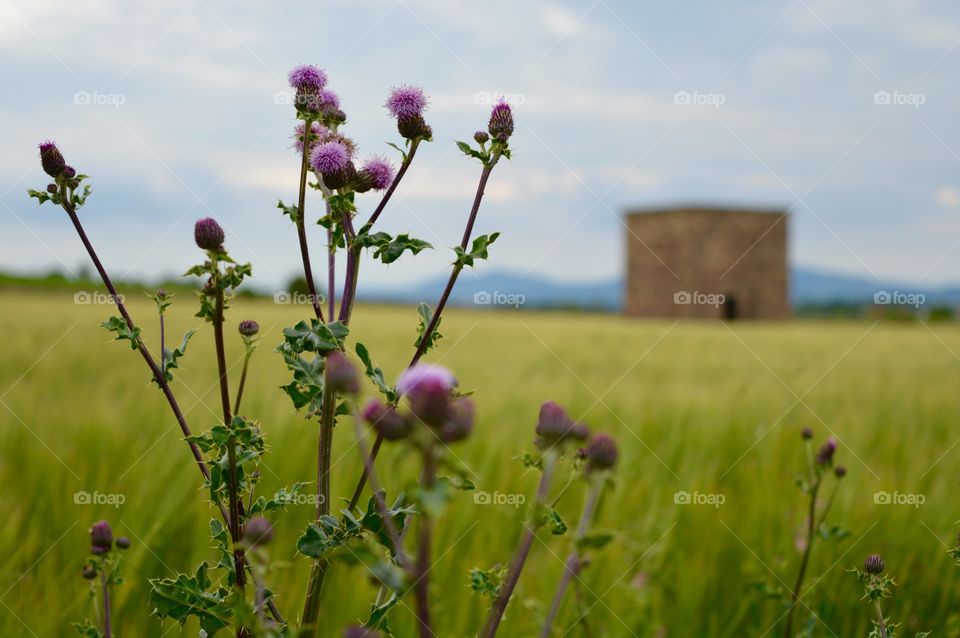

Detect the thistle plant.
[
  {"left": 782, "top": 429, "right": 848, "bottom": 638},
  {"left": 849, "top": 555, "right": 929, "bottom": 638},
  {"left": 73, "top": 521, "right": 131, "bottom": 638}
]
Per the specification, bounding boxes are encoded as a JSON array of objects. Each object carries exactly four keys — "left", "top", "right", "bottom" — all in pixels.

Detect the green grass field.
[{"left": 1, "top": 290, "right": 958, "bottom": 636}]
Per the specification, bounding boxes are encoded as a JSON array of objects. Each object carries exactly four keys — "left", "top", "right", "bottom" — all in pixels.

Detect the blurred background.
[{"left": 2, "top": 1, "right": 960, "bottom": 636}]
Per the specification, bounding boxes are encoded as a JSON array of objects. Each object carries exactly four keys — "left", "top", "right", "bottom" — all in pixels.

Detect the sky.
[{"left": 2, "top": 0, "right": 960, "bottom": 291}]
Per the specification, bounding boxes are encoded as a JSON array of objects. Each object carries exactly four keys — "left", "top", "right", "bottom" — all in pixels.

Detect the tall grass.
[{"left": 0, "top": 291, "right": 957, "bottom": 636}]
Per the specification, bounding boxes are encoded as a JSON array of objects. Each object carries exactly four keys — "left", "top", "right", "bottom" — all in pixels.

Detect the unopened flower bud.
[
  {"left": 864, "top": 554, "right": 885, "bottom": 575},
  {"left": 473, "top": 131, "right": 489, "bottom": 144},
  {"left": 535, "top": 400, "right": 589, "bottom": 448},
  {"left": 397, "top": 114, "right": 432, "bottom": 141},
  {"left": 362, "top": 399, "right": 409, "bottom": 441},
  {"left": 397, "top": 364, "right": 456, "bottom": 427},
  {"left": 326, "top": 351, "right": 360, "bottom": 394},
  {"left": 834, "top": 465, "right": 846, "bottom": 478},
  {"left": 815, "top": 437, "right": 837, "bottom": 467},
  {"left": 801, "top": 427, "right": 813, "bottom": 440},
  {"left": 243, "top": 516, "right": 274, "bottom": 547},
  {"left": 238, "top": 320, "right": 260, "bottom": 337},
  {"left": 194, "top": 217, "right": 225, "bottom": 251},
  {"left": 584, "top": 433, "right": 618, "bottom": 473},
  {"left": 46, "top": 183, "right": 58, "bottom": 194},
  {"left": 440, "top": 397, "right": 474, "bottom": 443},
  {"left": 63, "top": 166, "right": 76, "bottom": 179},
  {"left": 90, "top": 520, "right": 113, "bottom": 552},
  {"left": 39, "top": 141, "right": 66, "bottom": 178},
  {"left": 115, "top": 536, "right": 131, "bottom": 550},
  {"left": 488, "top": 99, "right": 514, "bottom": 142},
  {"left": 82, "top": 565, "right": 97, "bottom": 580}
]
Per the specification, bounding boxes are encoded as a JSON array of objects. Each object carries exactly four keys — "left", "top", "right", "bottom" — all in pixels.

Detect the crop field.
[{"left": 1, "top": 290, "right": 958, "bottom": 636}]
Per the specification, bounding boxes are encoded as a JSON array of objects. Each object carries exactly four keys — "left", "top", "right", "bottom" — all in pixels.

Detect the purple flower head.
[
  {"left": 318, "top": 88, "right": 340, "bottom": 111},
  {"left": 864, "top": 554, "right": 885, "bottom": 575},
  {"left": 325, "top": 351, "right": 360, "bottom": 395},
  {"left": 397, "top": 364, "right": 456, "bottom": 427},
  {"left": 288, "top": 65, "right": 327, "bottom": 91},
  {"left": 238, "top": 320, "right": 260, "bottom": 337},
  {"left": 39, "top": 140, "right": 66, "bottom": 178},
  {"left": 90, "top": 520, "right": 113, "bottom": 552},
  {"left": 243, "top": 516, "right": 274, "bottom": 547},
  {"left": 63, "top": 166, "right": 76, "bottom": 179},
  {"left": 194, "top": 217, "right": 225, "bottom": 251},
  {"left": 488, "top": 98, "right": 514, "bottom": 141},
  {"left": 440, "top": 396, "right": 475, "bottom": 443},
  {"left": 815, "top": 436, "right": 837, "bottom": 467},
  {"left": 362, "top": 399, "right": 410, "bottom": 441},
  {"left": 385, "top": 85, "right": 427, "bottom": 119},
  {"left": 584, "top": 433, "right": 618, "bottom": 473},
  {"left": 359, "top": 155, "right": 395, "bottom": 191},
  {"left": 292, "top": 121, "right": 328, "bottom": 155},
  {"left": 310, "top": 140, "right": 350, "bottom": 176}
]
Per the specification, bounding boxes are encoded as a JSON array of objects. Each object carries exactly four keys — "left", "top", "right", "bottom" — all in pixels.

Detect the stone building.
[{"left": 624, "top": 206, "right": 789, "bottom": 320}]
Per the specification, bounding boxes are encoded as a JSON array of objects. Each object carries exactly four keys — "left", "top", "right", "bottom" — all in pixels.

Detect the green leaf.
[
  {"left": 277, "top": 198, "right": 300, "bottom": 223},
  {"left": 149, "top": 563, "right": 232, "bottom": 635},
  {"left": 354, "top": 230, "right": 432, "bottom": 264},
  {"left": 454, "top": 232, "right": 500, "bottom": 268},
  {"left": 455, "top": 140, "right": 488, "bottom": 163},
  {"left": 100, "top": 315, "right": 141, "bottom": 350},
  {"left": 156, "top": 329, "right": 195, "bottom": 385},
  {"left": 72, "top": 620, "right": 104, "bottom": 637},
  {"left": 546, "top": 508, "right": 568, "bottom": 536},
  {"left": 280, "top": 319, "right": 349, "bottom": 354},
  {"left": 413, "top": 302, "right": 442, "bottom": 353},
  {"left": 355, "top": 342, "right": 397, "bottom": 402},
  {"left": 469, "top": 565, "right": 508, "bottom": 600}
]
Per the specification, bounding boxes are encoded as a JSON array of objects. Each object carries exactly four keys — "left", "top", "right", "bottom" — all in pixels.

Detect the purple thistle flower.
[
  {"left": 815, "top": 436, "right": 837, "bottom": 467},
  {"left": 488, "top": 98, "right": 514, "bottom": 141},
  {"left": 39, "top": 140, "right": 66, "bottom": 178},
  {"left": 194, "top": 217, "right": 225, "bottom": 251},
  {"left": 90, "top": 520, "right": 113, "bottom": 552},
  {"left": 440, "top": 396, "right": 475, "bottom": 443},
  {"left": 385, "top": 84, "right": 427, "bottom": 119},
  {"left": 397, "top": 364, "right": 455, "bottom": 396},
  {"left": 310, "top": 141, "right": 350, "bottom": 176},
  {"left": 318, "top": 88, "right": 340, "bottom": 110},
  {"left": 288, "top": 64, "right": 327, "bottom": 91},
  {"left": 243, "top": 516, "right": 274, "bottom": 547},
  {"left": 325, "top": 351, "right": 360, "bottom": 395},
  {"left": 238, "top": 320, "right": 260, "bottom": 337},
  {"left": 864, "top": 554, "right": 885, "bottom": 575},
  {"left": 362, "top": 399, "right": 410, "bottom": 441},
  {"left": 292, "top": 121, "right": 328, "bottom": 155},
  {"left": 584, "top": 433, "right": 618, "bottom": 473},
  {"left": 359, "top": 155, "right": 395, "bottom": 191},
  {"left": 474, "top": 130, "right": 489, "bottom": 144},
  {"left": 397, "top": 364, "right": 456, "bottom": 427}
]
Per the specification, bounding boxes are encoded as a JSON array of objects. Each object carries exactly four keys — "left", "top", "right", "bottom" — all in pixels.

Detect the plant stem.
[
  {"left": 212, "top": 287, "right": 248, "bottom": 637},
  {"left": 159, "top": 312, "right": 166, "bottom": 377},
  {"left": 327, "top": 222, "right": 335, "bottom": 320},
  {"left": 784, "top": 476, "right": 821, "bottom": 638},
  {"left": 874, "top": 599, "right": 889, "bottom": 638},
  {"left": 294, "top": 118, "right": 325, "bottom": 323},
  {"left": 348, "top": 155, "right": 500, "bottom": 510},
  {"left": 539, "top": 482, "right": 601, "bottom": 638},
  {"left": 415, "top": 446, "right": 438, "bottom": 638},
  {"left": 233, "top": 351, "right": 251, "bottom": 416},
  {"left": 365, "top": 139, "right": 420, "bottom": 229},
  {"left": 481, "top": 452, "right": 556, "bottom": 638},
  {"left": 100, "top": 567, "right": 112, "bottom": 638}
]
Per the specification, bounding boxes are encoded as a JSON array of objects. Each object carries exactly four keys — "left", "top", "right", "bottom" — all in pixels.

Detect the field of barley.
[{"left": 1, "top": 289, "right": 958, "bottom": 637}]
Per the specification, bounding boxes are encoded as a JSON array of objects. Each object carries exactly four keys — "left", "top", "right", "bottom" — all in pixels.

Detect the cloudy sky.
[{"left": 3, "top": 0, "right": 960, "bottom": 290}]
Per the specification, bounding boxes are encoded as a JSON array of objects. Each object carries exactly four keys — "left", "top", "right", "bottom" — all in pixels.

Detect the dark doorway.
[{"left": 722, "top": 295, "right": 738, "bottom": 320}]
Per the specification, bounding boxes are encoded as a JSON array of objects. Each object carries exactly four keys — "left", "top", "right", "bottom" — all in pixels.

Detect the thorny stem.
[
  {"left": 481, "top": 452, "right": 557, "bottom": 638},
  {"left": 874, "top": 599, "right": 889, "bottom": 638},
  {"left": 295, "top": 117, "right": 325, "bottom": 323},
  {"left": 348, "top": 154, "right": 501, "bottom": 510},
  {"left": 415, "top": 446, "right": 438, "bottom": 638},
  {"left": 233, "top": 351, "right": 252, "bottom": 416},
  {"left": 327, "top": 221, "right": 335, "bottom": 320},
  {"left": 100, "top": 567, "right": 112, "bottom": 638},
  {"left": 62, "top": 202, "right": 286, "bottom": 627},
  {"left": 784, "top": 474, "right": 822, "bottom": 638},
  {"left": 539, "top": 482, "right": 602, "bottom": 638}
]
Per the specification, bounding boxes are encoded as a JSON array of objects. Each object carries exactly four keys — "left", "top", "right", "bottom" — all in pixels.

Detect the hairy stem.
[
  {"left": 233, "top": 351, "right": 251, "bottom": 416},
  {"left": 539, "top": 482, "right": 602, "bottom": 638},
  {"left": 415, "top": 447, "right": 438, "bottom": 638},
  {"left": 348, "top": 155, "right": 500, "bottom": 509},
  {"left": 481, "top": 452, "right": 556, "bottom": 638},
  {"left": 100, "top": 568, "right": 112, "bottom": 638},
  {"left": 874, "top": 599, "right": 889, "bottom": 638},
  {"left": 295, "top": 118, "right": 325, "bottom": 323},
  {"left": 327, "top": 222, "right": 335, "bottom": 320},
  {"left": 784, "top": 476, "right": 821, "bottom": 638}
]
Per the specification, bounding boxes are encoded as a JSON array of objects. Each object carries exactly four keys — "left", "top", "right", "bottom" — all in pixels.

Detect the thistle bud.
[
  {"left": 243, "top": 516, "right": 274, "bottom": 548},
  {"left": 488, "top": 99, "right": 514, "bottom": 142},
  {"left": 194, "top": 217, "right": 225, "bottom": 251},
  {"left": 39, "top": 141, "right": 66, "bottom": 178},
  {"left": 801, "top": 427, "right": 813, "bottom": 440},
  {"left": 46, "top": 183, "right": 58, "bottom": 194},
  {"left": 115, "top": 536, "right": 131, "bottom": 550},
  {"left": 397, "top": 114, "right": 432, "bottom": 141},
  {"left": 473, "top": 131, "right": 489, "bottom": 144},
  {"left": 584, "top": 433, "right": 618, "bottom": 473},
  {"left": 535, "top": 400, "right": 589, "bottom": 448},
  {"left": 90, "top": 520, "right": 113, "bottom": 553},
  {"left": 238, "top": 320, "right": 260, "bottom": 337},
  {"left": 864, "top": 554, "right": 885, "bottom": 575},
  {"left": 815, "top": 437, "right": 837, "bottom": 467},
  {"left": 834, "top": 465, "right": 847, "bottom": 478},
  {"left": 440, "top": 397, "right": 474, "bottom": 443},
  {"left": 397, "top": 364, "right": 456, "bottom": 427},
  {"left": 82, "top": 565, "right": 97, "bottom": 580},
  {"left": 63, "top": 166, "right": 76, "bottom": 179},
  {"left": 326, "top": 351, "right": 360, "bottom": 394},
  {"left": 362, "top": 399, "right": 409, "bottom": 441}
]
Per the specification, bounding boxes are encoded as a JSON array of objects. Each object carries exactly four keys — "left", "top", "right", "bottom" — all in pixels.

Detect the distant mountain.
[{"left": 358, "top": 267, "right": 960, "bottom": 311}]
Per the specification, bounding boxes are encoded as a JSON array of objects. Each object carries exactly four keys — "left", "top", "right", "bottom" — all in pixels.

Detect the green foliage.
[
  {"left": 277, "top": 198, "right": 300, "bottom": 223},
  {"left": 100, "top": 315, "right": 141, "bottom": 350},
  {"left": 277, "top": 320, "right": 349, "bottom": 414},
  {"left": 296, "top": 494, "right": 413, "bottom": 562},
  {"left": 71, "top": 620, "right": 103, "bottom": 637},
  {"left": 157, "top": 329, "right": 195, "bottom": 385},
  {"left": 413, "top": 302, "right": 442, "bottom": 353},
  {"left": 186, "top": 416, "right": 265, "bottom": 507},
  {"left": 469, "top": 565, "right": 508, "bottom": 601},
  {"left": 355, "top": 342, "right": 397, "bottom": 402},
  {"left": 354, "top": 230, "right": 432, "bottom": 264},
  {"left": 454, "top": 232, "right": 499, "bottom": 268},
  {"left": 149, "top": 563, "right": 233, "bottom": 636}
]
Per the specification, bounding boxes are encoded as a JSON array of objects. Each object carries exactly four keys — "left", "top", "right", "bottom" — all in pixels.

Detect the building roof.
[{"left": 624, "top": 204, "right": 788, "bottom": 218}]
